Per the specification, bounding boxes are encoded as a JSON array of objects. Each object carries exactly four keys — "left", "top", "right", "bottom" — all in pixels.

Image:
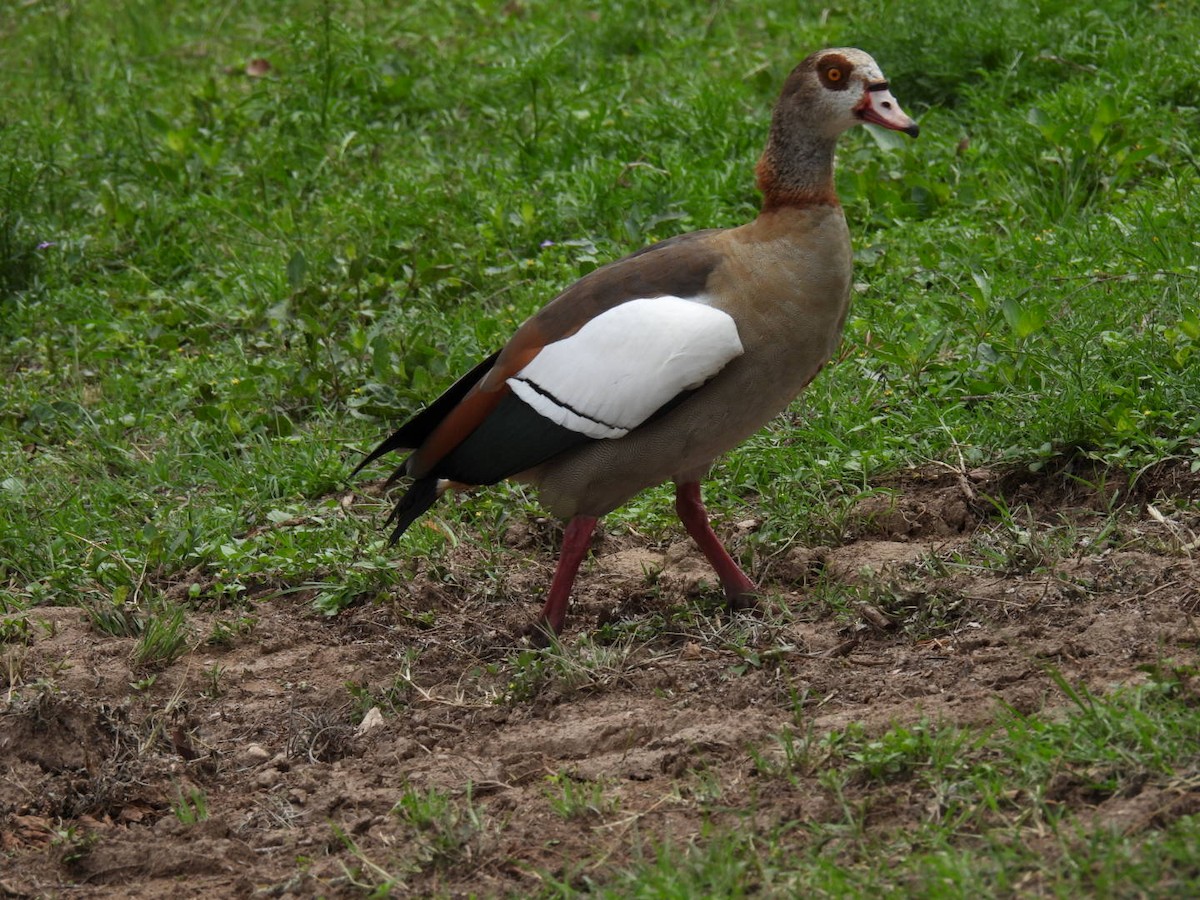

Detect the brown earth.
[{"left": 2, "top": 463, "right": 1198, "bottom": 897}]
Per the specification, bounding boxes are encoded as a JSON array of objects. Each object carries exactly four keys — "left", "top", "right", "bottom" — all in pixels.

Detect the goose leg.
[
  {"left": 536, "top": 514, "right": 599, "bottom": 635},
  {"left": 674, "top": 481, "right": 756, "bottom": 605}
]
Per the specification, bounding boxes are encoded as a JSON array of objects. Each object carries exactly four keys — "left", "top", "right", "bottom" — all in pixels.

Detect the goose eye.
[
  {"left": 817, "top": 56, "right": 852, "bottom": 90},
  {"left": 816, "top": 62, "right": 854, "bottom": 89}
]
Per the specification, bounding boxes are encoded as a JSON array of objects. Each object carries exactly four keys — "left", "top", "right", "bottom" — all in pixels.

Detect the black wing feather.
[
  {"left": 384, "top": 475, "right": 440, "bottom": 543},
  {"left": 350, "top": 350, "right": 501, "bottom": 478}
]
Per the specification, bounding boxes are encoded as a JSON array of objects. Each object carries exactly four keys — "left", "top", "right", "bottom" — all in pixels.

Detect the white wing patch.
[{"left": 506, "top": 296, "right": 743, "bottom": 439}]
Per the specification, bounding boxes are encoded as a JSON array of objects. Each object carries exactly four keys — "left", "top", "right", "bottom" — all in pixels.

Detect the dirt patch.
[{"left": 2, "top": 465, "right": 1198, "bottom": 897}]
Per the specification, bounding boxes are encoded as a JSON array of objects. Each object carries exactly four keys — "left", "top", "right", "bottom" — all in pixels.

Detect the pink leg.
[
  {"left": 675, "top": 481, "right": 755, "bottom": 602},
  {"left": 536, "top": 515, "right": 599, "bottom": 635}
]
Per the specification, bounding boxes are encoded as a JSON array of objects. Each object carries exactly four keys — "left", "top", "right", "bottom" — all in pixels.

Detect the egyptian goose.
[{"left": 353, "top": 48, "right": 918, "bottom": 634}]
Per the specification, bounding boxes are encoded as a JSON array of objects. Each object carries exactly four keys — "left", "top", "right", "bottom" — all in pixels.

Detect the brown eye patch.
[{"left": 817, "top": 54, "right": 853, "bottom": 91}]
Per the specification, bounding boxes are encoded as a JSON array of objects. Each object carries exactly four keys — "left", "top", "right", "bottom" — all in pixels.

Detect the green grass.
[
  {"left": 171, "top": 787, "right": 210, "bottom": 825},
  {"left": 1, "top": 0, "right": 1199, "bottom": 893},
  {"left": 2, "top": 0, "right": 1197, "bottom": 613},
  {"left": 590, "top": 668, "right": 1200, "bottom": 898}
]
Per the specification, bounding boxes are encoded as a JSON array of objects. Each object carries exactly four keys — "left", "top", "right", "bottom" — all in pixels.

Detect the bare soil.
[{"left": 3, "top": 464, "right": 1198, "bottom": 897}]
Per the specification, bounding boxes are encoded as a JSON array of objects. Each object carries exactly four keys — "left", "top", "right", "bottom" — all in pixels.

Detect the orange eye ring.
[{"left": 827, "top": 68, "right": 842, "bottom": 82}]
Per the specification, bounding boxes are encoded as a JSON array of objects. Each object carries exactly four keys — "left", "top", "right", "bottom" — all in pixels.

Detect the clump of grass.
[
  {"left": 128, "top": 603, "right": 190, "bottom": 670},
  {"left": 0, "top": 615, "right": 33, "bottom": 644},
  {"left": 393, "top": 784, "right": 487, "bottom": 869},
  {"left": 85, "top": 599, "right": 145, "bottom": 639},
  {"left": 172, "top": 787, "right": 210, "bottom": 825},
  {"left": 286, "top": 707, "right": 356, "bottom": 764},
  {"left": 545, "top": 773, "right": 620, "bottom": 822},
  {"left": 501, "top": 634, "right": 645, "bottom": 702},
  {"left": 205, "top": 613, "right": 257, "bottom": 648}
]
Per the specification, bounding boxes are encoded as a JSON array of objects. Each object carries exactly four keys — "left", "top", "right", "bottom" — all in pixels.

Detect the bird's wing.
[
  {"left": 390, "top": 230, "right": 726, "bottom": 479},
  {"left": 507, "top": 296, "right": 743, "bottom": 440},
  {"left": 436, "top": 294, "right": 743, "bottom": 486}
]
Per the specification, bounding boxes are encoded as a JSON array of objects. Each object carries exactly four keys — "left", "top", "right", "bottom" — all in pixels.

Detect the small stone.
[
  {"left": 243, "top": 743, "right": 271, "bottom": 765},
  {"left": 393, "top": 738, "right": 418, "bottom": 760},
  {"left": 356, "top": 706, "right": 385, "bottom": 736}
]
